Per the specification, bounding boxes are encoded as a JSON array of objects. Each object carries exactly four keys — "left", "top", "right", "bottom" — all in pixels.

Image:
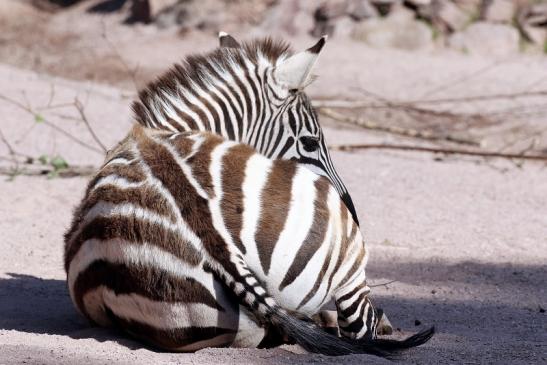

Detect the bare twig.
[
  {"left": 369, "top": 280, "right": 398, "bottom": 288},
  {"left": 100, "top": 19, "right": 140, "bottom": 91},
  {"left": 419, "top": 58, "right": 510, "bottom": 98},
  {"left": 319, "top": 107, "right": 479, "bottom": 146},
  {"left": 314, "top": 89, "right": 547, "bottom": 109},
  {"left": 74, "top": 98, "right": 108, "bottom": 152},
  {"left": 0, "top": 165, "right": 96, "bottom": 178},
  {"left": 0, "top": 92, "right": 105, "bottom": 154},
  {"left": 329, "top": 143, "right": 547, "bottom": 162}
]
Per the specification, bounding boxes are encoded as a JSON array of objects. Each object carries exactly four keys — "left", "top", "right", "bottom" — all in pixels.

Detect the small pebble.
[
  {"left": 539, "top": 306, "right": 545, "bottom": 313},
  {"left": 414, "top": 319, "right": 421, "bottom": 326},
  {"left": 431, "top": 289, "right": 437, "bottom": 294}
]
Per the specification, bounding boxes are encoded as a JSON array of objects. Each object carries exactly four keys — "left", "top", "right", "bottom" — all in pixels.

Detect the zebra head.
[{"left": 220, "top": 33, "right": 359, "bottom": 225}]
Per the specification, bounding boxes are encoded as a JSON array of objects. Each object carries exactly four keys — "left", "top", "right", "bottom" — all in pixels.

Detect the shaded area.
[
  {"left": 0, "top": 273, "right": 141, "bottom": 349},
  {"left": 368, "top": 259, "right": 547, "bottom": 292},
  {"left": 1, "top": 260, "right": 545, "bottom": 364}
]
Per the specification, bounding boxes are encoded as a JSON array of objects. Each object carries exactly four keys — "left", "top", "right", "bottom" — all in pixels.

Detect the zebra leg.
[
  {"left": 312, "top": 310, "right": 340, "bottom": 337},
  {"left": 334, "top": 282, "right": 378, "bottom": 340},
  {"left": 375, "top": 308, "right": 394, "bottom": 335}
]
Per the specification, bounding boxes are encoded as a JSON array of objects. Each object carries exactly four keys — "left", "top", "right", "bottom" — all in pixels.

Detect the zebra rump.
[{"left": 64, "top": 125, "right": 433, "bottom": 356}]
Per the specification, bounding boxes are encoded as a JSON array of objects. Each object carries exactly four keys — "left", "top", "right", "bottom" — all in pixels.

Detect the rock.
[
  {"left": 335, "top": 17, "right": 358, "bottom": 37},
  {"left": 452, "top": 0, "right": 481, "bottom": 14},
  {"left": 436, "top": 0, "right": 470, "bottom": 32},
  {"left": 481, "top": 0, "right": 515, "bottom": 23},
  {"left": 406, "top": 0, "right": 432, "bottom": 5},
  {"left": 0, "top": 0, "right": 40, "bottom": 23},
  {"left": 347, "top": 0, "right": 378, "bottom": 20},
  {"left": 352, "top": 5, "right": 433, "bottom": 50},
  {"left": 521, "top": 25, "right": 547, "bottom": 45},
  {"left": 448, "top": 22, "right": 520, "bottom": 56},
  {"left": 525, "top": 3, "right": 547, "bottom": 26},
  {"left": 261, "top": 0, "right": 315, "bottom": 36},
  {"left": 315, "top": 0, "right": 348, "bottom": 20},
  {"left": 370, "top": 0, "right": 399, "bottom": 17},
  {"left": 128, "top": 0, "right": 180, "bottom": 23},
  {"left": 377, "top": 312, "right": 394, "bottom": 335}
]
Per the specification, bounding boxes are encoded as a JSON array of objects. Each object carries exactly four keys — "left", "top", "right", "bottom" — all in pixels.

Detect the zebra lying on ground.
[
  {"left": 133, "top": 33, "right": 360, "bottom": 226},
  {"left": 64, "top": 124, "right": 434, "bottom": 356}
]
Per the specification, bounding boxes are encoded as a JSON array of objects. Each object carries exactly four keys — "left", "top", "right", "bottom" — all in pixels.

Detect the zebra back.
[{"left": 131, "top": 35, "right": 360, "bottom": 225}]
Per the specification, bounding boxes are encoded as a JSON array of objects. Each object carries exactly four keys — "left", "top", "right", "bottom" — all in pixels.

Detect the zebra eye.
[{"left": 300, "top": 136, "right": 320, "bottom": 152}]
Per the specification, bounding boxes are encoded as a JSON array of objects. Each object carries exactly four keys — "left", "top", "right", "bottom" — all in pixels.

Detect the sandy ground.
[{"left": 1, "top": 6, "right": 547, "bottom": 363}]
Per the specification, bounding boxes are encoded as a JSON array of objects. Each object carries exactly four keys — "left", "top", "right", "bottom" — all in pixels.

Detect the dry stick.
[
  {"left": 419, "top": 58, "right": 510, "bottom": 98},
  {"left": 314, "top": 89, "right": 547, "bottom": 109},
  {"left": 0, "top": 165, "right": 96, "bottom": 178},
  {"left": 369, "top": 280, "right": 398, "bottom": 288},
  {"left": 74, "top": 98, "right": 107, "bottom": 152},
  {"left": 329, "top": 143, "right": 547, "bottom": 162},
  {"left": 319, "top": 107, "right": 479, "bottom": 146},
  {"left": 0, "top": 93, "right": 104, "bottom": 154},
  {"left": 100, "top": 19, "right": 140, "bottom": 91}
]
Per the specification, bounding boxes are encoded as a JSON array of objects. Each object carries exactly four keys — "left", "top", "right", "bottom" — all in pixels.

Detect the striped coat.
[
  {"left": 132, "top": 34, "right": 360, "bottom": 225},
  {"left": 64, "top": 125, "right": 433, "bottom": 356}
]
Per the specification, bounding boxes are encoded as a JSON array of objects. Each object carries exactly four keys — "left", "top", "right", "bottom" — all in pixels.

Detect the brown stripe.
[
  {"left": 185, "top": 134, "right": 224, "bottom": 197},
  {"left": 336, "top": 284, "right": 363, "bottom": 304},
  {"left": 65, "top": 215, "right": 202, "bottom": 271},
  {"left": 278, "top": 178, "right": 330, "bottom": 291},
  {"left": 74, "top": 260, "right": 223, "bottom": 318},
  {"left": 87, "top": 160, "right": 146, "bottom": 195},
  {"left": 105, "top": 307, "right": 236, "bottom": 351},
  {"left": 220, "top": 144, "right": 255, "bottom": 254},
  {"left": 340, "top": 289, "right": 367, "bottom": 319},
  {"left": 296, "top": 237, "right": 335, "bottom": 310},
  {"left": 82, "top": 184, "right": 176, "bottom": 223},
  {"left": 255, "top": 160, "right": 297, "bottom": 275},
  {"left": 136, "top": 132, "right": 238, "bottom": 275},
  {"left": 64, "top": 156, "right": 146, "bottom": 272},
  {"left": 337, "top": 245, "right": 366, "bottom": 290},
  {"left": 321, "top": 197, "right": 353, "bottom": 302}
]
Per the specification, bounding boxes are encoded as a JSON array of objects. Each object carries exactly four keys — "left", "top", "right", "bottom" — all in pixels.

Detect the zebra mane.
[{"left": 132, "top": 37, "right": 292, "bottom": 129}]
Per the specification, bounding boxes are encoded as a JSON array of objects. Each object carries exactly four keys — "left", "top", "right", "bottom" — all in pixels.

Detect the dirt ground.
[{"left": 1, "top": 3, "right": 546, "bottom": 364}]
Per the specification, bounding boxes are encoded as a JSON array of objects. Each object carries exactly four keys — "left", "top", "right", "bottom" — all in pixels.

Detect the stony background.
[{"left": 24, "top": 0, "right": 547, "bottom": 55}]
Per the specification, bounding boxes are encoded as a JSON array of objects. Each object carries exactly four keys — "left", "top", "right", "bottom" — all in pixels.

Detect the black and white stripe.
[
  {"left": 132, "top": 34, "right": 359, "bottom": 225},
  {"left": 64, "top": 125, "right": 434, "bottom": 355}
]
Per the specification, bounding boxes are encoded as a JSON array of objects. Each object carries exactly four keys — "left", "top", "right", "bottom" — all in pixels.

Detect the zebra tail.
[{"left": 213, "top": 263, "right": 433, "bottom": 357}]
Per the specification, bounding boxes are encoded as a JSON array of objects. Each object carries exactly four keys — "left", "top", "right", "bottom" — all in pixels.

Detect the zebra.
[
  {"left": 133, "top": 33, "right": 360, "bottom": 226},
  {"left": 64, "top": 124, "right": 434, "bottom": 356}
]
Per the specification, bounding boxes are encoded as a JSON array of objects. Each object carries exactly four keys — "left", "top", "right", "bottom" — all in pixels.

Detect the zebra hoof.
[
  {"left": 312, "top": 310, "right": 340, "bottom": 337},
  {"left": 376, "top": 311, "right": 393, "bottom": 335}
]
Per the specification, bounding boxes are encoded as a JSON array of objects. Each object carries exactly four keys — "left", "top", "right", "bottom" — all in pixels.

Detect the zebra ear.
[
  {"left": 219, "top": 31, "right": 241, "bottom": 48},
  {"left": 274, "top": 36, "right": 327, "bottom": 90}
]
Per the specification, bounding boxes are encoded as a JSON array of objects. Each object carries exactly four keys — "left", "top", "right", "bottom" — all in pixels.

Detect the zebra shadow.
[{"left": 0, "top": 273, "right": 142, "bottom": 349}]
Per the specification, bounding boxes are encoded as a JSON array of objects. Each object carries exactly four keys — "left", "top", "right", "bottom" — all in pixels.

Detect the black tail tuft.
[
  {"left": 371, "top": 326, "right": 435, "bottom": 352},
  {"left": 271, "top": 310, "right": 434, "bottom": 357}
]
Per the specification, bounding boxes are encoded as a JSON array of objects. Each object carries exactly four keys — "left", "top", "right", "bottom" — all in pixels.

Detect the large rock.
[
  {"left": 436, "top": 0, "right": 470, "bottom": 32},
  {"left": 128, "top": 0, "right": 180, "bottom": 23},
  {"left": 347, "top": 0, "right": 378, "bottom": 20},
  {"left": 262, "top": 0, "right": 315, "bottom": 36},
  {"left": 516, "top": 2, "right": 547, "bottom": 46},
  {"left": 452, "top": 0, "right": 481, "bottom": 14},
  {"left": 352, "top": 5, "right": 433, "bottom": 50},
  {"left": 481, "top": 0, "right": 516, "bottom": 23},
  {"left": 448, "top": 22, "right": 520, "bottom": 56}
]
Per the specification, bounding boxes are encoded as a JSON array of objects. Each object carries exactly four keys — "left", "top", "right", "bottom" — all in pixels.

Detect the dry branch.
[
  {"left": 74, "top": 98, "right": 107, "bottom": 152},
  {"left": 329, "top": 143, "right": 547, "bottom": 162},
  {"left": 319, "top": 107, "right": 479, "bottom": 146},
  {"left": 0, "top": 92, "right": 105, "bottom": 154},
  {"left": 0, "top": 165, "right": 96, "bottom": 178}
]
